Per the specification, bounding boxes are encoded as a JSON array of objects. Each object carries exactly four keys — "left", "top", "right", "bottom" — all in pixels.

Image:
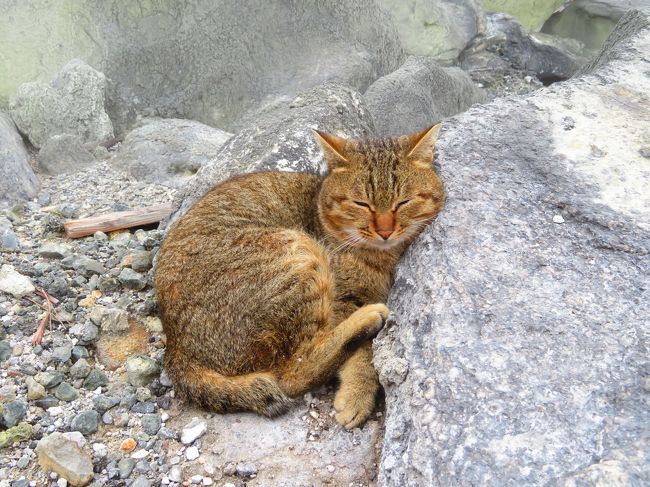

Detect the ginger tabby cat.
[{"left": 155, "top": 123, "right": 445, "bottom": 429}]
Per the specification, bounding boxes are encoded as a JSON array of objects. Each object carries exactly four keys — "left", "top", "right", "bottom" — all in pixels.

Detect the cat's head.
[{"left": 314, "top": 124, "right": 445, "bottom": 251}]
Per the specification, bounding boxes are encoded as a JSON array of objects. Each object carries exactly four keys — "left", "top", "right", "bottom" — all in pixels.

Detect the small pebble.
[
  {"left": 185, "top": 446, "right": 200, "bottom": 461},
  {"left": 553, "top": 214, "right": 565, "bottom": 224}
]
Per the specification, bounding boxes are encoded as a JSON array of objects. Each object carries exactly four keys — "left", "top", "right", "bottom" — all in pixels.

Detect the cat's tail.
[{"left": 164, "top": 349, "right": 293, "bottom": 417}]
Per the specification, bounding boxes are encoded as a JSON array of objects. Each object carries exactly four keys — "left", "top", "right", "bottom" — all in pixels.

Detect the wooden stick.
[{"left": 64, "top": 203, "right": 173, "bottom": 238}]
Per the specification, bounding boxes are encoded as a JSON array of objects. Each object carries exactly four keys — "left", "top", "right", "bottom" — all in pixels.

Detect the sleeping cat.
[{"left": 154, "top": 124, "right": 445, "bottom": 429}]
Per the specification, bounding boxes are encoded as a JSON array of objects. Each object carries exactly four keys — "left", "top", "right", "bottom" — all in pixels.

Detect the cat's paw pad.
[{"left": 334, "top": 385, "right": 376, "bottom": 430}]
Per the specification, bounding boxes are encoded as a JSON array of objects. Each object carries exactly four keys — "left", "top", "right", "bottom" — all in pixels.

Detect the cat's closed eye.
[
  {"left": 394, "top": 199, "right": 411, "bottom": 209},
  {"left": 353, "top": 200, "right": 371, "bottom": 209}
]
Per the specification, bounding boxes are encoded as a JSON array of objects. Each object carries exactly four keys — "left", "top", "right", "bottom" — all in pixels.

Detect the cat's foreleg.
[
  {"left": 333, "top": 342, "right": 379, "bottom": 429},
  {"left": 276, "top": 303, "right": 388, "bottom": 398}
]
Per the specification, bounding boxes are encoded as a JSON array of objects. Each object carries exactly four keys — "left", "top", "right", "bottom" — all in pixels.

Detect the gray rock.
[
  {"left": 364, "top": 56, "right": 486, "bottom": 136},
  {"left": 461, "top": 13, "right": 585, "bottom": 84},
  {"left": 33, "top": 396, "right": 59, "bottom": 410},
  {"left": 92, "top": 395, "right": 120, "bottom": 413},
  {"left": 54, "top": 382, "right": 79, "bottom": 402},
  {"left": 52, "top": 343, "right": 73, "bottom": 363},
  {"left": 141, "top": 414, "right": 161, "bottom": 435},
  {"left": 112, "top": 118, "right": 232, "bottom": 187},
  {"left": 0, "top": 400, "right": 27, "bottom": 428},
  {"left": 75, "top": 322, "right": 99, "bottom": 345},
  {"left": 0, "top": 264, "right": 35, "bottom": 298},
  {"left": 1, "top": 223, "right": 20, "bottom": 251},
  {"left": 38, "top": 134, "right": 96, "bottom": 175},
  {"left": 38, "top": 243, "right": 72, "bottom": 259},
  {"left": 69, "top": 358, "right": 91, "bottom": 379},
  {"left": 35, "top": 371, "right": 64, "bottom": 389},
  {"left": 82, "top": 368, "right": 108, "bottom": 390},
  {"left": 35, "top": 432, "right": 93, "bottom": 486},
  {"left": 375, "top": 10, "right": 650, "bottom": 486},
  {"left": 117, "top": 458, "right": 135, "bottom": 479},
  {"left": 165, "top": 82, "right": 375, "bottom": 228},
  {"left": 130, "top": 251, "right": 152, "bottom": 273},
  {"left": 118, "top": 268, "right": 147, "bottom": 291},
  {"left": 131, "top": 402, "right": 155, "bottom": 414},
  {"left": 131, "top": 476, "right": 151, "bottom": 487},
  {"left": 0, "top": 341, "right": 11, "bottom": 362},
  {"left": 125, "top": 355, "right": 161, "bottom": 387},
  {"left": 0, "top": 112, "right": 39, "bottom": 203},
  {"left": 9, "top": 59, "right": 113, "bottom": 149},
  {"left": 378, "top": 0, "right": 483, "bottom": 64},
  {"left": 70, "top": 256, "right": 106, "bottom": 277},
  {"left": 89, "top": 306, "right": 129, "bottom": 334},
  {"left": 235, "top": 463, "right": 258, "bottom": 477},
  {"left": 180, "top": 417, "right": 207, "bottom": 445},
  {"left": 71, "top": 346, "right": 90, "bottom": 361},
  {"left": 95, "top": 1, "right": 403, "bottom": 134},
  {"left": 70, "top": 410, "right": 100, "bottom": 435}
]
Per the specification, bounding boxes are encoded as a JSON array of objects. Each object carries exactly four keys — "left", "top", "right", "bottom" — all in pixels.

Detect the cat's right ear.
[{"left": 312, "top": 129, "right": 350, "bottom": 172}]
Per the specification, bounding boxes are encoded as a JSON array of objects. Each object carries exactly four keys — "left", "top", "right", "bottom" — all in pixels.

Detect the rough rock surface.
[
  {"left": 461, "top": 13, "right": 586, "bottom": 84},
  {"left": 0, "top": 113, "right": 39, "bottom": 204},
  {"left": 9, "top": 59, "right": 113, "bottom": 149},
  {"left": 101, "top": 0, "right": 403, "bottom": 133},
  {"left": 35, "top": 432, "right": 94, "bottom": 486},
  {"left": 111, "top": 118, "right": 233, "bottom": 187},
  {"left": 165, "top": 82, "right": 376, "bottom": 228},
  {"left": 38, "top": 134, "right": 96, "bottom": 175},
  {"left": 364, "top": 56, "right": 486, "bottom": 135},
  {"left": 375, "top": 9, "right": 650, "bottom": 486},
  {"left": 378, "top": 0, "right": 484, "bottom": 64}
]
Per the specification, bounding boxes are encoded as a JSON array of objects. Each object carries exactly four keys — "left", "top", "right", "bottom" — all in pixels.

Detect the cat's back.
[{"left": 166, "top": 171, "right": 321, "bottom": 239}]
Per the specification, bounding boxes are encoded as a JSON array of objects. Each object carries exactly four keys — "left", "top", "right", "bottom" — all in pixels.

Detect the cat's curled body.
[{"left": 155, "top": 125, "right": 445, "bottom": 428}]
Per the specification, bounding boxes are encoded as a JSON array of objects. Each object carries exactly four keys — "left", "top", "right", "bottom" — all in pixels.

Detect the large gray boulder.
[
  {"left": 375, "top": 9, "right": 650, "bottom": 487},
  {"left": 9, "top": 59, "right": 113, "bottom": 149},
  {"left": 165, "top": 82, "right": 375, "bottom": 227},
  {"left": 96, "top": 0, "right": 403, "bottom": 134},
  {"left": 0, "top": 113, "right": 39, "bottom": 203},
  {"left": 364, "top": 56, "right": 486, "bottom": 136},
  {"left": 111, "top": 118, "right": 233, "bottom": 188},
  {"left": 378, "top": 0, "right": 484, "bottom": 65},
  {"left": 38, "top": 134, "right": 96, "bottom": 175}
]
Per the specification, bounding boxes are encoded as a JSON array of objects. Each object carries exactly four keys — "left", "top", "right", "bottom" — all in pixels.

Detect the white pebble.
[
  {"left": 131, "top": 449, "right": 149, "bottom": 459},
  {"left": 326, "top": 465, "right": 335, "bottom": 473},
  {"left": 309, "top": 410, "right": 319, "bottom": 419},
  {"left": 202, "top": 478, "right": 213, "bottom": 486},
  {"left": 57, "top": 479, "right": 67, "bottom": 487},
  {"left": 185, "top": 446, "right": 200, "bottom": 461},
  {"left": 191, "top": 474, "right": 203, "bottom": 484},
  {"left": 181, "top": 417, "right": 207, "bottom": 445},
  {"left": 49, "top": 406, "right": 64, "bottom": 417},
  {"left": 553, "top": 214, "right": 565, "bottom": 224}
]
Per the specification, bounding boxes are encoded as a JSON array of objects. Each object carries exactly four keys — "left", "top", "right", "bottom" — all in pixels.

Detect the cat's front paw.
[
  {"left": 334, "top": 383, "right": 377, "bottom": 429},
  {"left": 349, "top": 303, "right": 389, "bottom": 339}
]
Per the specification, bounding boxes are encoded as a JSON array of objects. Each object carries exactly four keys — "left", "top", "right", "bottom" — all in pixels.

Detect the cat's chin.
[{"left": 356, "top": 236, "right": 406, "bottom": 252}]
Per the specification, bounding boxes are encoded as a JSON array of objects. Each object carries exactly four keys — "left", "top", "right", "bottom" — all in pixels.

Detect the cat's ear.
[
  {"left": 312, "top": 129, "right": 350, "bottom": 171},
  {"left": 404, "top": 123, "right": 442, "bottom": 168}
]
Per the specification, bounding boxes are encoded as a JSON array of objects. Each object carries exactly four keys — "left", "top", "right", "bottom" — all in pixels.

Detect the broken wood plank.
[{"left": 64, "top": 203, "right": 173, "bottom": 238}]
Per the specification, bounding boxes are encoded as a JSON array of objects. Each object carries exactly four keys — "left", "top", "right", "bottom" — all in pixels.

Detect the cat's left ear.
[
  {"left": 312, "top": 129, "right": 350, "bottom": 171},
  {"left": 404, "top": 123, "right": 442, "bottom": 168}
]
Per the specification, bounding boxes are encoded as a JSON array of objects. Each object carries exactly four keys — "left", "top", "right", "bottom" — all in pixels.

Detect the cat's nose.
[{"left": 375, "top": 213, "right": 395, "bottom": 240}]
